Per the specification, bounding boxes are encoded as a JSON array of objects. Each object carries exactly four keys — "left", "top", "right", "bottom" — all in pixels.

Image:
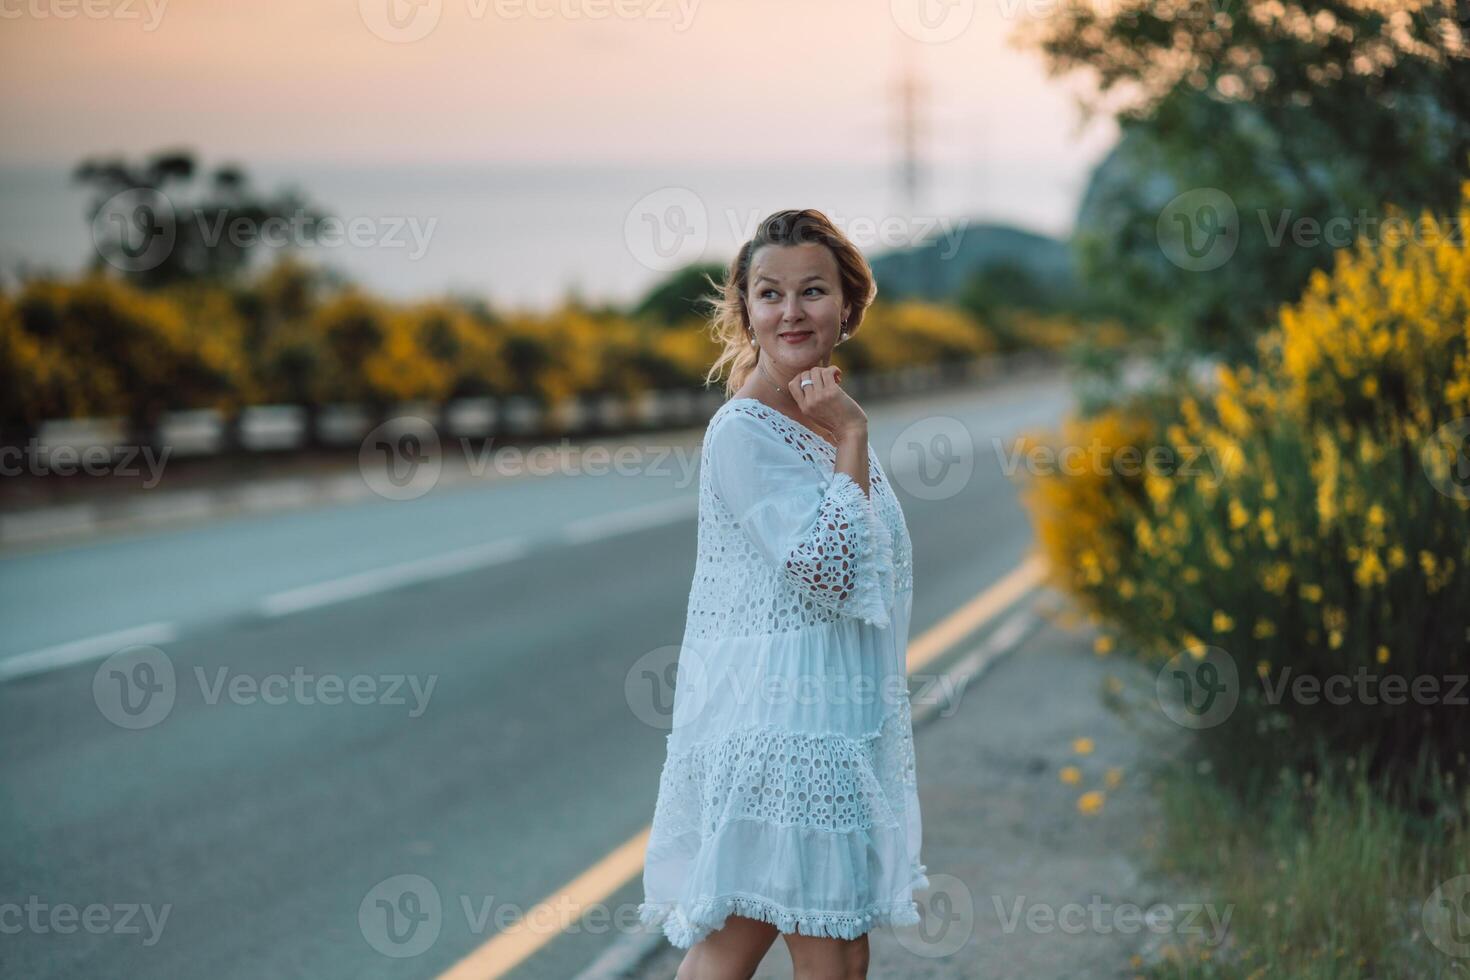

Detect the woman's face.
[{"left": 746, "top": 242, "right": 850, "bottom": 376}]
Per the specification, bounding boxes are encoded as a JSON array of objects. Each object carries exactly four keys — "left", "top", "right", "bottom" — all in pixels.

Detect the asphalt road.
[{"left": 0, "top": 373, "right": 1075, "bottom": 980}]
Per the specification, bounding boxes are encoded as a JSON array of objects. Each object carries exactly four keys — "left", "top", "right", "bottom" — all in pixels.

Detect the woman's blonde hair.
[{"left": 701, "top": 208, "right": 878, "bottom": 397}]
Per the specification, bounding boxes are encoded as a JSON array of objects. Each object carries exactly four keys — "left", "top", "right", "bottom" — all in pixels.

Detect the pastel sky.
[{"left": 0, "top": 0, "right": 1117, "bottom": 170}]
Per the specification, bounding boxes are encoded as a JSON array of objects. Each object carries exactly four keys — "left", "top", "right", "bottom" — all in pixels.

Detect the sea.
[{"left": 0, "top": 159, "right": 1087, "bottom": 313}]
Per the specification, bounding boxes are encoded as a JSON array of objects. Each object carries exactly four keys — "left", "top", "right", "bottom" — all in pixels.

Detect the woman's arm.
[
  {"left": 707, "top": 411, "right": 895, "bottom": 628},
  {"left": 832, "top": 422, "right": 870, "bottom": 498}
]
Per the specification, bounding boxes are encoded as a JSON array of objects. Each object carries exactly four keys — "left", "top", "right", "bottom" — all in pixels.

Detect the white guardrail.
[{"left": 13, "top": 352, "right": 1058, "bottom": 460}]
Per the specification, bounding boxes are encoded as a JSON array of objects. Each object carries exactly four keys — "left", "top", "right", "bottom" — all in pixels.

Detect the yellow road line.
[
  {"left": 905, "top": 553, "right": 1047, "bottom": 674},
  {"left": 436, "top": 555, "right": 1046, "bottom": 979},
  {"left": 436, "top": 828, "right": 650, "bottom": 980}
]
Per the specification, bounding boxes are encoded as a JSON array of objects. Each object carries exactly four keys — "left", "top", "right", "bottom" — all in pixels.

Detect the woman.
[{"left": 637, "top": 209, "right": 926, "bottom": 980}]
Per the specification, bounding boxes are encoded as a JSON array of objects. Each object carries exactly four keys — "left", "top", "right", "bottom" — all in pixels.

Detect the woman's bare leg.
[
  {"left": 783, "top": 931, "right": 870, "bottom": 980},
  {"left": 674, "top": 914, "right": 780, "bottom": 980}
]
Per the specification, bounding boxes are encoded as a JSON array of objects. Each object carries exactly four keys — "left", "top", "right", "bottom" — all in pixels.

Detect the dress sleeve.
[{"left": 707, "top": 411, "right": 895, "bottom": 629}]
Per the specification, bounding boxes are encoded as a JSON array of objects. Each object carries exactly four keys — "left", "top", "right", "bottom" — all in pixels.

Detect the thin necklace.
[
  {"left": 757, "top": 358, "right": 791, "bottom": 393},
  {"left": 753, "top": 359, "right": 836, "bottom": 445}
]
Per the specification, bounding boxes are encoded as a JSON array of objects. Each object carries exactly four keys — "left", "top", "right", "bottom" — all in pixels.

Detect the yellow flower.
[
  {"left": 1300, "top": 583, "right": 1323, "bottom": 602},
  {"left": 1212, "top": 610, "right": 1235, "bottom": 633},
  {"left": 1134, "top": 519, "right": 1156, "bottom": 553},
  {"left": 1182, "top": 567, "right": 1201, "bottom": 583},
  {"left": 1077, "top": 791, "right": 1105, "bottom": 815},
  {"left": 1228, "top": 499, "right": 1250, "bottom": 530},
  {"left": 1354, "top": 548, "right": 1387, "bottom": 589},
  {"left": 1252, "top": 618, "right": 1277, "bottom": 639},
  {"left": 1376, "top": 645, "right": 1391, "bottom": 663},
  {"left": 1257, "top": 659, "right": 1271, "bottom": 678},
  {"left": 1216, "top": 439, "right": 1246, "bottom": 480},
  {"left": 1094, "top": 634, "right": 1114, "bottom": 655},
  {"left": 1145, "top": 473, "right": 1175, "bottom": 510},
  {"left": 1072, "top": 736, "right": 1095, "bottom": 755},
  {"left": 1314, "top": 430, "right": 1340, "bottom": 527},
  {"left": 1105, "top": 767, "right": 1124, "bottom": 789},
  {"left": 1260, "top": 562, "right": 1292, "bottom": 595},
  {"left": 1216, "top": 389, "right": 1252, "bottom": 437},
  {"left": 1181, "top": 397, "right": 1204, "bottom": 431},
  {"left": 1206, "top": 534, "right": 1234, "bottom": 569},
  {"left": 1059, "top": 765, "right": 1082, "bottom": 785}
]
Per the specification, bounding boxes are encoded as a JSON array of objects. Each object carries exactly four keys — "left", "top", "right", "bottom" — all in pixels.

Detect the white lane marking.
[
  {"left": 261, "top": 497, "right": 697, "bottom": 617},
  {"left": 562, "top": 496, "right": 697, "bottom": 544},
  {"left": 0, "top": 621, "right": 179, "bottom": 683},
  {"left": 258, "top": 538, "right": 533, "bottom": 617},
  {"left": 1, "top": 496, "right": 701, "bottom": 681}
]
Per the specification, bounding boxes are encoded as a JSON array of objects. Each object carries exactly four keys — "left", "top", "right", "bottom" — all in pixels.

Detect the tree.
[
  {"left": 630, "top": 263, "right": 727, "bottom": 326},
  {"left": 74, "top": 149, "right": 329, "bottom": 290},
  {"left": 1028, "top": 0, "right": 1470, "bottom": 363}
]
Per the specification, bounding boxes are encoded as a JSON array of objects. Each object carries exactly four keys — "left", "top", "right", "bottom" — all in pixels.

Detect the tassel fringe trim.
[{"left": 639, "top": 866, "right": 931, "bottom": 949}]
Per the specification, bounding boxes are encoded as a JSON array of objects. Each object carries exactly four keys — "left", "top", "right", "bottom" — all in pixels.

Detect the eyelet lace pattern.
[
  {"left": 639, "top": 397, "right": 926, "bottom": 948},
  {"left": 649, "top": 695, "right": 919, "bottom": 840},
  {"left": 683, "top": 399, "right": 915, "bottom": 641}
]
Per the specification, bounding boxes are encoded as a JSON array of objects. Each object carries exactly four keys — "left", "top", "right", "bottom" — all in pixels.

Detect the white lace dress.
[{"left": 638, "top": 397, "right": 927, "bottom": 948}]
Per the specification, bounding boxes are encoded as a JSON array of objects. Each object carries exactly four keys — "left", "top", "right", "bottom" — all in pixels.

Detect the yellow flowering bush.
[
  {"left": 0, "top": 257, "right": 1030, "bottom": 434},
  {"left": 844, "top": 299, "right": 995, "bottom": 371},
  {"left": 1020, "top": 181, "right": 1470, "bottom": 786},
  {"left": 0, "top": 274, "right": 248, "bottom": 428}
]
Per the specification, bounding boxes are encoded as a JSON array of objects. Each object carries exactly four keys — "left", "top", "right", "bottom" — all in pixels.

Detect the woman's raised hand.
[{"left": 790, "top": 366, "right": 868, "bottom": 439}]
